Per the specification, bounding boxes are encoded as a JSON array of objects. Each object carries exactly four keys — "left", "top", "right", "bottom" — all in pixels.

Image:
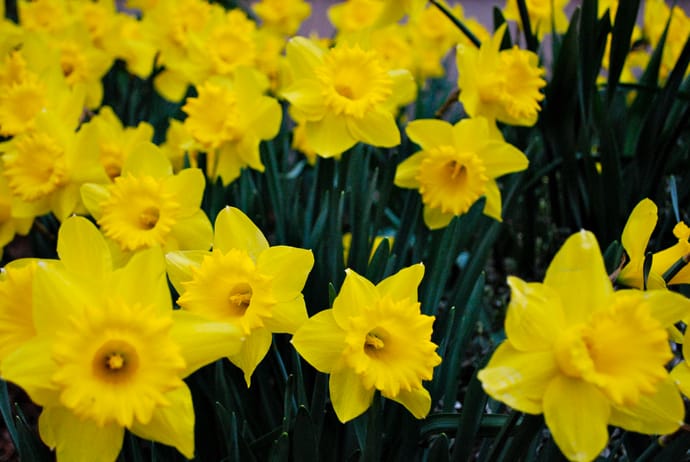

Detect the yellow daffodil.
[
  {"left": 479, "top": 231, "right": 690, "bottom": 462},
  {"left": 252, "top": 0, "right": 312, "bottom": 36},
  {"left": 1, "top": 217, "right": 243, "bottom": 461},
  {"left": 394, "top": 117, "right": 528, "bottom": 229},
  {"left": 80, "top": 106, "right": 154, "bottom": 180},
  {"left": 0, "top": 171, "right": 33, "bottom": 259},
  {"left": 281, "top": 36, "right": 416, "bottom": 158},
  {"left": 617, "top": 198, "right": 666, "bottom": 289},
  {"left": 456, "top": 24, "right": 546, "bottom": 127},
  {"left": 182, "top": 70, "right": 282, "bottom": 185},
  {"left": 80, "top": 143, "right": 212, "bottom": 253},
  {"left": 504, "top": 0, "right": 570, "bottom": 39},
  {"left": 653, "top": 222, "right": 690, "bottom": 285},
  {"left": 166, "top": 206, "right": 314, "bottom": 386},
  {"left": 644, "top": 0, "right": 690, "bottom": 81},
  {"left": 292, "top": 264, "right": 441, "bottom": 422}
]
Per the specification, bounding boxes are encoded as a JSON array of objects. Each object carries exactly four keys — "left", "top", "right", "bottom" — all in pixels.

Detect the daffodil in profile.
[
  {"left": 292, "top": 264, "right": 441, "bottom": 422},
  {"left": 80, "top": 143, "right": 212, "bottom": 254},
  {"left": 456, "top": 24, "right": 546, "bottom": 127},
  {"left": 478, "top": 231, "right": 690, "bottom": 462},
  {"left": 394, "top": 117, "right": 528, "bottom": 229},
  {"left": 0, "top": 217, "right": 243, "bottom": 461},
  {"left": 652, "top": 221, "right": 690, "bottom": 286},
  {"left": 166, "top": 206, "right": 314, "bottom": 386},
  {"left": 281, "top": 36, "right": 416, "bottom": 158}
]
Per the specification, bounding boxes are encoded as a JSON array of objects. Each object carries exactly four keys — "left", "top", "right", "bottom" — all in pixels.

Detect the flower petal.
[
  {"left": 332, "top": 269, "right": 377, "bottom": 327},
  {"left": 112, "top": 246, "right": 171, "bottom": 313},
  {"left": 505, "top": 277, "right": 565, "bottom": 351},
  {"left": 123, "top": 142, "right": 172, "bottom": 178},
  {"left": 386, "top": 386, "right": 431, "bottom": 419},
  {"left": 482, "top": 180, "right": 502, "bottom": 221},
  {"left": 393, "top": 152, "right": 424, "bottom": 189},
  {"left": 1, "top": 337, "right": 59, "bottom": 406},
  {"left": 257, "top": 246, "right": 313, "bottom": 301},
  {"left": 346, "top": 109, "right": 400, "bottom": 148},
  {"left": 171, "top": 310, "right": 244, "bottom": 377},
  {"left": 644, "top": 289, "right": 690, "bottom": 327},
  {"left": 543, "top": 375, "right": 610, "bottom": 462},
  {"left": 423, "top": 204, "right": 454, "bottom": 230},
  {"left": 80, "top": 183, "right": 109, "bottom": 219},
  {"left": 330, "top": 367, "right": 374, "bottom": 423},
  {"left": 57, "top": 216, "right": 112, "bottom": 278},
  {"left": 170, "top": 211, "right": 213, "bottom": 252},
  {"left": 129, "top": 386, "right": 195, "bottom": 459},
  {"left": 165, "top": 250, "right": 207, "bottom": 296},
  {"left": 609, "top": 376, "right": 684, "bottom": 435},
  {"left": 228, "top": 327, "right": 272, "bottom": 387},
  {"left": 477, "top": 341, "right": 558, "bottom": 414},
  {"left": 280, "top": 80, "right": 326, "bottom": 120},
  {"left": 164, "top": 168, "right": 205, "bottom": 214},
  {"left": 376, "top": 263, "right": 424, "bottom": 304},
  {"left": 304, "top": 113, "right": 357, "bottom": 158},
  {"left": 39, "top": 406, "right": 124, "bottom": 462},
  {"left": 543, "top": 230, "right": 613, "bottom": 325},
  {"left": 292, "top": 309, "right": 346, "bottom": 373},
  {"left": 621, "top": 198, "right": 657, "bottom": 266},
  {"left": 263, "top": 296, "right": 308, "bottom": 334},
  {"left": 481, "top": 142, "right": 529, "bottom": 179},
  {"left": 285, "top": 37, "right": 325, "bottom": 80},
  {"left": 213, "top": 207, "right": 269, "bottom": 259}
]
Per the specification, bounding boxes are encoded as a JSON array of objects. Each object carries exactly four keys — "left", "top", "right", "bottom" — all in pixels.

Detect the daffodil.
[
  {"left": 456, "top": 24, "right": 546, "bottom": 127},
  {"left": 394, "top": 117, "right": 528, "bottom": 229},
  {"left": 0, "top": 171, "right": 33, "bottom": 259},
  {"left": 281, "top": 36, "right": 416, "bottom": 158},
  {"left": 80, "top": 143, "right": 212, "bottom": 254},
  {"left": 166, "top": 206, "right": 314, "bottom": 386},
  {"left": 653, "top": 222, "right": 690, "bottom": 285},
  {"left": 1, "top": 217, "right": 243, "bottom": 461},
  {"left": 252, "top": 0, "right": 312, "bottom": 36},
  {"left": 504, "top": 0, "right": 570, "bottom": 39},
  {"left": 617, "top": 198, "right": 666, "bottom": 289},
  {"left": 292, "top": 264, "right": 441, "bottom": 422},
  {"left": 478, "top": 231, "right": 690, "bottom": 462},
  {"left": 182, "top": 70, "right": 282, "bottom": 185}
]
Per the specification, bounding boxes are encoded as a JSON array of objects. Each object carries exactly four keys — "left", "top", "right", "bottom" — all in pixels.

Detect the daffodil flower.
[{"left": 479, "top": 231, "right": 690, "bottom": 462}]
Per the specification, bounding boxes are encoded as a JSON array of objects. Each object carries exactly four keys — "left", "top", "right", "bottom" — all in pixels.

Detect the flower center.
[
  {"left": 138, "top": 206, "right": 160, "bottom": 230},
  {"left": 364, "top": 330, "right": 385, "bottom": 353},
  {"left": 92, "top": 339, "right": 139, "bottom": 384},
  {"left": 417, "top": 146, "right": 488, "bottom": 216},
  {"left": 0, "top": 77, "right": 46, "bottom": 136},
  {"left": 228, "top": 282, "right": 253, "bottom": 316}
]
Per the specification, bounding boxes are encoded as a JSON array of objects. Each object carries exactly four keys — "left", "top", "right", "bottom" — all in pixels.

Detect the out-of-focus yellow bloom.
[
  {"left": 0, "top": 172, "right": 33, "bottom": 259},
  {"left": 101, "top": 13, "right": 157, "bottom": 79},
  {"left": 1, "top": 217, "right": 243, "bottom": 461},
  {"left": 281, "top": 37, "right": 415, "bottom": 158},
  {"left": 1, "top": 110, "right": 107, "bottom": 222},
  {"left": 182, "top": 70, "right": 281, "bottom": 185},
  {"left": 479, "top": 231, "right": 689, "bottom": 462},
  {"left": 17, "top": 0, "right": 71, "bottom": 35},
  {"left": 293, "top": 264, "right": 441, "bottom": 422},
  {"left": 374, "top": 0, "right": 427, "bottom": 27},
  {"left": 617, "top": 198, "right": 666, "bottom": 289},
  {"left": 160, "top": 119, "right": 203, "bottom": 172},
  {"left": 394, "top": 118, "right": 528, "bottom": 229},
  {"left": 0, "top": 260, "right": 42, "bottom": 364},
  {"left": 599, "top": 0, "right": 618, "bottom": 18},
  {"left": 342, "top": 232, "right": 393, "bottom": 263},
  {"left": 252, "top": 0, "right": 311, "bottom": 36},
  {"left": 166, "top": 207, "right": 313, "bottom": 386},
  {"left": 80, "top": 106, "right": 154, "bottom": 180},
  {"left": 644, "top": 0, "right": 690, "bottom": 80},
  {"left": 457, "top": 24, "right": 546, "bottom": 127},
  {"left": 504, "top": 0, "right": 570, "bottom": 39},
  {"left": 328, "top": 0, "right": 384, "bottom": 37},
  {"left": 80, "top": 144, "right": 212, "bottom": 253}
]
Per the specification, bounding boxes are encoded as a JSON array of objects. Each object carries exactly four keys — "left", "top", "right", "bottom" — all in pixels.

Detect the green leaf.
[{"left": 292, "top": 406, "right": 319, "bottom": 461}]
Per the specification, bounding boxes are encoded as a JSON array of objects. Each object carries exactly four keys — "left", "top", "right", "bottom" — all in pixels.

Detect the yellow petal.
[
  {"left": 332, "top": 268, "right": 377, "bottom": 328},
  {"left": 423, "top": 204, "right": 454, "bottom": 230},
  {"left": 32, "top": 266, "right": 95, "bottom": 334},
  {"left": 482, "top": 180, "right": 502, "bottom": 221},
  {"left": 622, "top": 198, "right": 657, "bottom": 266},
  {"left": 213, "top": 207, "right": 269, "bottom": 259},
  {"left": 346, "top": 109, "right": 400, "bottom": 148},
  {"left": 154, "top": 69, "right": 190, "bottom": 102},
  {"left": 481, "top": 142, "right": 529, "bottom": 179},
  {"left": 164, "top": 168, "right": 205, "bottom": 214},
  {"left": 671, "top": 361, "right": 690, "bottom": 397},
  {"left": 644, "top": 289, "right": 690, "bottom": 327},
  {"left": 386, "top": 386, "right": 431, "bottom": 419},
  {"left": 406, "top": 119, "right": 454, "bottom": 150},
  {"left": 171, "top": 310, "right": 244, "bottom": 377},
  {"left": 228, "top": 327, "right": 272, "bottom": 387},
  {"left": 129, "top": 386, "right": 195, "bottom": 459},
  {"left": 609, "top": 376, "right": 684, "bottom": 435},
  {"left": 330, "top": 367, "right": 374, "bottom": 423},
  {"left": 653, "top": 241, "right": 690, "bottom": 286},
  {"left": 123, "top": 142, "right": 172, "bottom": 178},
  {"left": 257, "top": 246, "right": 313, "bottom": 301},
  {"left": 263, "top": 296, "right": 308, "bottom": 334},
  {"left": 505, "top": 277, "right": 565, "bottom": 351},
  {"left": 376, "top": 263, "right": 424, "bottom": 304},
  {"left": 1, "top": 338, "right": 59, "bottom": 406},
  {"left": 39, "top": 406, "right": 124, "bottom": 462},
  {"left": 292, "top": 309, "right": 346, "bottom": 373},
  {"left": 111, "top": 246, "right": 171, "bottom": 313},
  {"left": 543, "top": 375, "right": 610, "bottom": 462},
  {"left": 171, "top": 211, "right": 213, "bottom": 251},
  {"left": 214, "top": 143, "right": 245, "bottom": 185},
  {"left": 304, "top": 113, "right": 357, "bottom": 158},
  {"left": 57, "top": 216, "right": 112, "bottom": 278},
  {"left": 393, "top": 152, "right": 424, "bottom": 189},
  {"left": 543, "top": 230, "right": 613, "bottom": 325},
  {"left": 245, "top": 95, "right": 282, "bottom": 141},
  {"left": 164, "top": 250, "right": 207, "bottom": 296},
  {"left": 80, "top": 183, "right": 110, "bottom": 219},
  {"left": 477, "top": 341, "right": 558, "bottom": 414},
  {"left": 280, "top": 80, "right": 327, "bottom": 120},
  {"left": 285, "top": 37, "right": 325, "bottom": 80}
]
